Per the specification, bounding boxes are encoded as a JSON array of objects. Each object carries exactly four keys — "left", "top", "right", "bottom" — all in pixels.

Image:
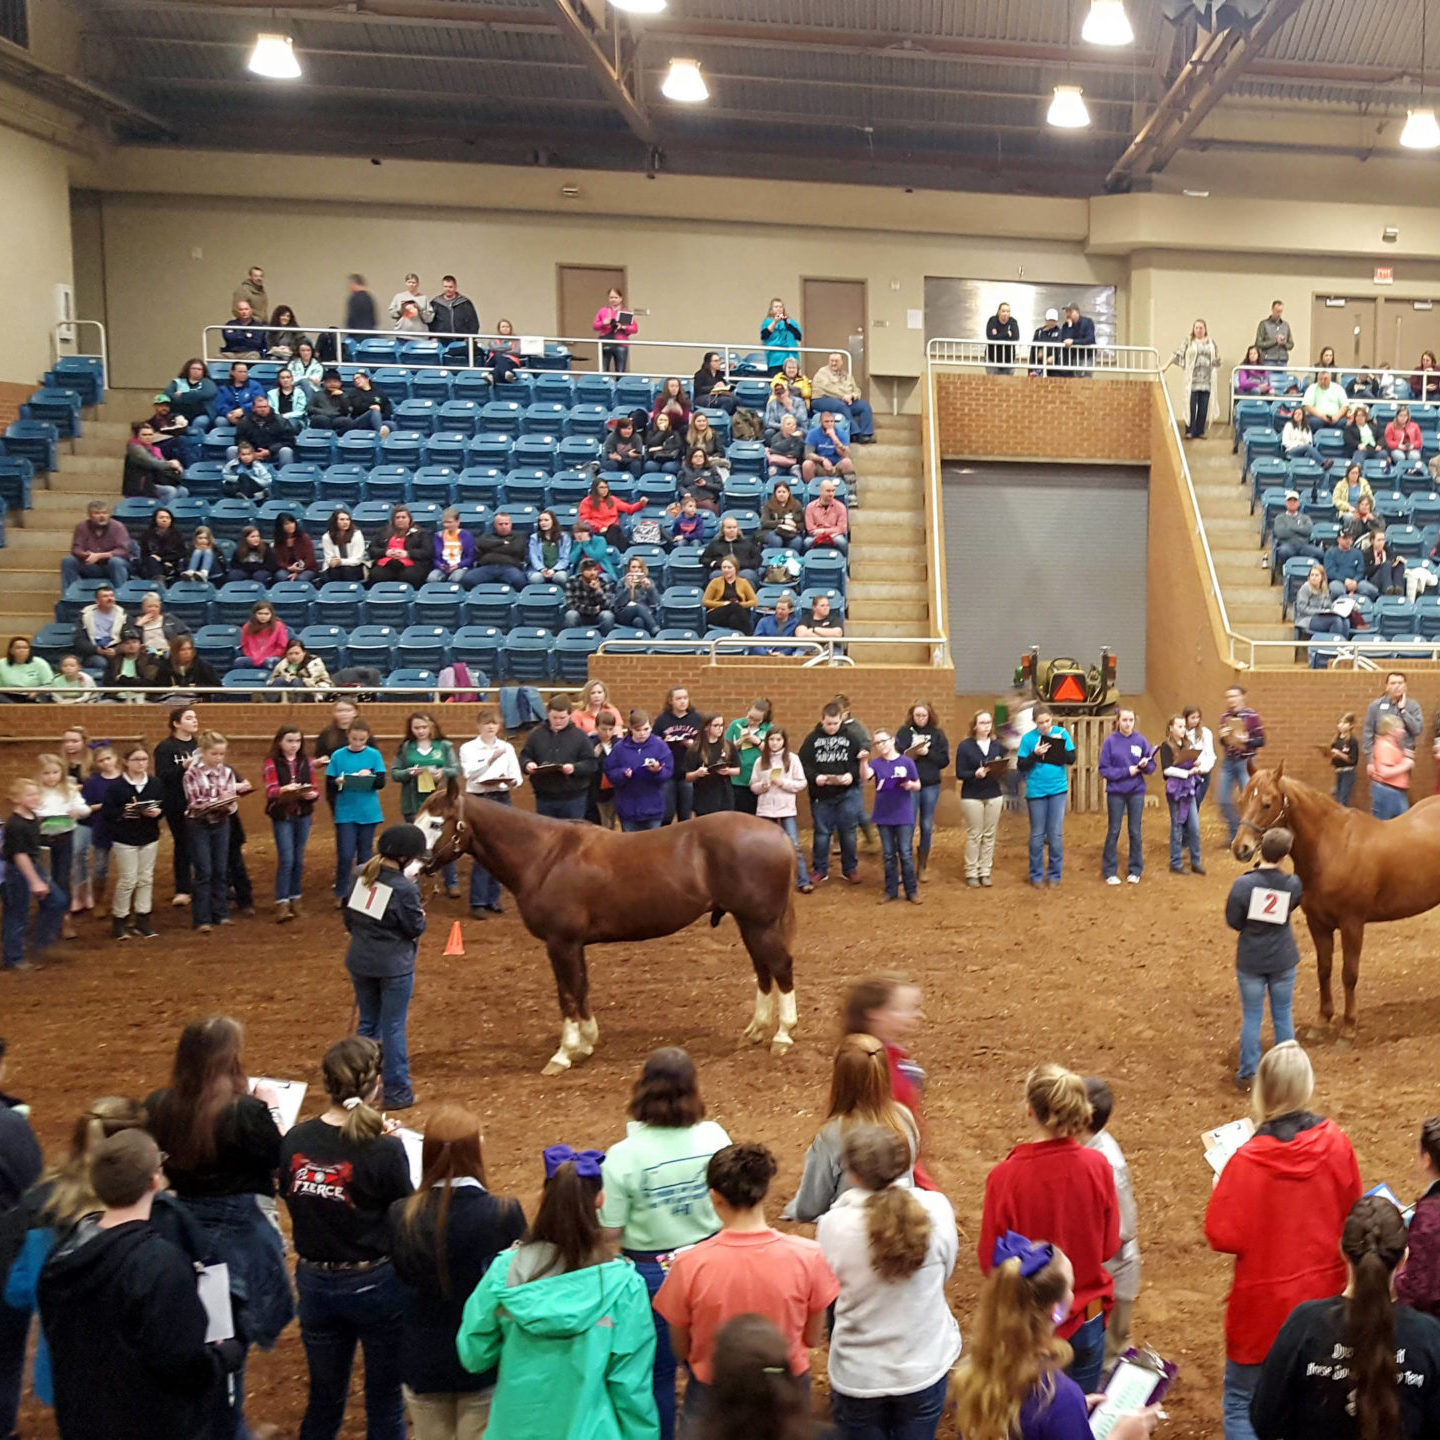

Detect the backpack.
[
  {"left": 630, "top": 517, "right": 663, "bottom": 546},
  {"left": 764, "top": 551, "right": 802, "bottom": 584},
  {"left": 732, "top": 407, "right": 763, "bottom": 441}
]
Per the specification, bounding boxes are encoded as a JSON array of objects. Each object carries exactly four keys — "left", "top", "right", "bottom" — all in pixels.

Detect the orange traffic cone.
[{"left": 443, "top": 920, "right": 465, "bottom": 957}]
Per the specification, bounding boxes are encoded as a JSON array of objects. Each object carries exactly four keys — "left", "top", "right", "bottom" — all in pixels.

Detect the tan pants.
[
  {"left": 111, "top": 840, "right": 158, "bottom": 918},
  {"left": 1103, "top": 1297, "right": 1135, "bottom": 1367},
  {"left": 960, "top": 796, "right": 1003, "bottom": 879},
  {"left": 404, "top": 1386, "right": 492, "bottom": 1440}
]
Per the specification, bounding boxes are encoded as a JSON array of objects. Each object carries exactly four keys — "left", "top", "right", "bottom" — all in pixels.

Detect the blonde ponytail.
[
  {"left": 321, "top": 1036, "right": 385, "bottom": 1144},
  {"left": 357, "top": 853, "right": 386, "bottom": 888},
  {"left": 842, "top": 1125, "right": 931, "bottom": 1282},
  {"left": 1025, "top": 1062, "right": 1092, "bottom": 1139}
]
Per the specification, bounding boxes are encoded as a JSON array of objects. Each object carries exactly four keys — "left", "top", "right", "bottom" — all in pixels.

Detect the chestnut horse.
[
  {"left": 415, "top": 778, "right": 799, "bottom": 1074},
  {"left": 1232, "top": 761, "right": 1440, "bottom": 1035}
]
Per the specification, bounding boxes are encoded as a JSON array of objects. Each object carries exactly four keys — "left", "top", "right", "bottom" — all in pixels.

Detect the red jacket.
[
  {"left": 978, "top": 1138, "right": 1120, "bottom": 1339},
  {"left": 884, "top": 1044, "right": 936, "bottom": 1191},
  {"left": 577, "top": 494, "right": 644, "bottom": 532},
  {"left": 1204, "top": 1117, "right": 1361, "bottom": 1363}
]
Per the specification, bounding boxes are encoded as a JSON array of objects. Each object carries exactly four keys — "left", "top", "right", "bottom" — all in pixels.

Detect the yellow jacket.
[{"left": 703, "top": 575, "right": 757, "bottom": 609}]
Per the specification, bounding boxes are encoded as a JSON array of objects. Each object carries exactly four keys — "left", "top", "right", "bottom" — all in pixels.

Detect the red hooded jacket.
[{"left": 1204, "top": 1116, "right": 1362, "bottom": 1364}]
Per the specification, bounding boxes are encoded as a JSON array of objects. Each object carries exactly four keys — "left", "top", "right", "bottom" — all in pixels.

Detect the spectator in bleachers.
[
  {"left": 810, "top": 354, "right": 876, "bottom": 443},
  {"left": 803, "top": 411, "right": 856, "bottom": 489},
  {"left": 469, "top": 512, "right": 530, "bottom": 590},
  {"left": 321, "top": 507, "right": 368, "bottom": 582},
  {"left": 69, "top": 581, "right": 125, "bottom": 659},
  {"left": 1343, "top": 404, "right": 1383, "bottom": 464},
  {"left": 1387, "top": 403, "right": 1423, "bottom": 465},
  {"left": 62, "top": 502, "right": 131, "bottom": 590},
  {"left": 986, "top": 301, "right": 1020, "bottom": 374},
  {"left": 796, "top": 593, "right": 844, "bottom": 641},
  {"left": 1206, "top": 1040, "right": 1362, "bottom": 1440},
  {"left": 1256, "top": 299, "right": 1294, "bottom": 366},
  {"left": 286, "top": 339, "right": 323, "bottom": 392},
  {"left": 393, "top": 299, "right": 427, "bottom": 335},
  {"left": 686, "top": 412, "right": 727, "bottom": 470},
  {"left": 133, "top": 591, "right": 187, "bottom": 656},
  {"left": 220, "top": 299, "right": 266, "bottom": 360},
  {"left": 1312, "top": 346, "right": 1338, "bottom": 380},
  {"left": 753, "top": 592, "right": 799, "bottom": 654},
  {"left": 1365, "top": 528, "right": 1406, "bottom": 594},
  {"left": 1270, "top": 490, "right": 1321, "bottom": 582},
  {"left": 1331, "top": 462, "right": 1374, "bottom": 520},
  {"left": 615, "top": 557, "right": 661, "bottom": 635},
  {"left": 146, "top": 393, "right": 200, "bottom": 467},
  {"left": 1058, "top": 303, "right": 1096, "bottom": 375},
  {"left": 268, "top": 367, "right": 308, "bottom": 431},
  {"left": 100, "top": 627, "right": 158, "bottom": 700},
  {"left": 765, "top": 413, "right": 807, "bottom": 483},
  {"left": 604, "top": 416, "right": 646, "bottom": 477},
  {"left": 593, "top": 285, "right": 636, "bottom": 372},
  {"left": 215, "top": 361, "right": 265, "bottom": 425},
  {"left": 264, "top": 304, "right": 303, "bottom": 362},
  {"left": 1303, "top": 369, "right": 1350, "bottom": 432},
  {"left": 644, "top": 412, "right": 684, "bottom": 474},
  {"left": 122, "top": 422, "right": 185, "bottom": 505},
  {"left": 368, "top": 505, "right": 430, "bottom": 588},
  {"left": 272, "top": 511, "right": 316, "bottom": 583},
  {"left": 692, "top": 351, "right": 736, "bottom": 414},
  {"left": 1236, "top": 345, "right": 1273, "bottom": 396},
  {"left": 1166, "top": 320, "right": 1220, "bottom": 439},
  {"left": 483, "top": 318, "right": 522, "bottom": 383},
  {"left": 166, "top": 358, "right": 218, "bottom": 430},
  {"left": 564, "top": 557, "right": 616, "bottom": 632},
  {"left": 1280, "top": 411, "right": 1329, "bottom": 469},
  {"left": 679, "top": 449, "right": 723, "bottom": 514},
  {"left": 703, "top": 557, "right": 757, "bottom": 635},
  {"left": 0, "top": 637, "right": 53, "bottom": 699},
  {"left": 527, "top": 509, "right": 571, "bottom": 585},
  {"left": 1418, "top": 350, "right": 1440, "bottom": 401},
  {"left": 155, "top": 635, "right": 219, "bottom": 695},
  {"left": 307, "top": 370, "right": 361, "bottom": 433},
  {"left": 221, "top": 440, "right": 273, "bottom": 501},
  {"left": 580, "top": 476, "right": 647, "bottom": 544},
  {"left": 346, "top": 369, "right": 392, "bottom": 434},
  {"left": 136, "top": 509, "right": 185, "bottom": 584},
  {"left": 387, "top": 273, "right": 433, "bottom": 325},
  {"left": 775, "top": 355, "right": 811, "bottom": 403},
  {"left": 571, "top": 519, "right": 617, "bottom": 579},
  {"left": 759, "top": 477, "right": 805, "bottom": 549},
  {"left": 239, "top": 601, "right": 288, "bottom": 669},
  {"left": 651, "top": 378, "right": 691, "bottom": 431},
  {"left": 1295, "top": 563, "right": 1350, "bottom": 641},
  {"left": 1325, "top": 531, "right": 1377, "bottom": 599},
  {"left": 668, "top": 492, "right": 705, "bottom": 546},
  {"left": 760, "top": 299, "right": 803, "bottom": 375},
  {"left": 234, "top": 264, "right": 267, "bottom": 318},
  {"left": 1346, "top": 368, "right": 1381, "bottom": 400},
  {"left": 181, "top": 525, "right": 219, "bottom": 582},
  {"left": 344, "top": 272, "right": 377, "bottom": 333},
  {"left": 223, "top": 525, "right": 273, "bottom": 584},
  {"left": 53, "top": 653, "right": 96, "bottom": 701},
  {"left": 232, "top": 392, "right": 296, "bottom": 469},
  {"left": 702, "top": 514, "right": 762, "bottom": 587},
  {"left": 427, "top": 506, "right": 476, "bottom": 584},
  {"left": 803, "top": 477, "right": 849, "bottom": 555},
  {"left": 763, "top": 383, "right": 807, "bottom": 443}
]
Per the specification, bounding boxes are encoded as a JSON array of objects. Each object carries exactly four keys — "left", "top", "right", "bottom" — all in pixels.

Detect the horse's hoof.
[
  {"left": 541, "top": 1056, "right": 571, "bottom": 1077},
  {"left": 1305, "top": 1026, "right": 1328, "bottom": 1041},
  {"left": 770, "top": 1034, "right": 794, "bottom": 1058},
  {"left": 742, "top": 1023, "right": 768, "bottom": 1045},
  {"left": 1334, "top": 1037, "right": 1354, "bottom": 1051}
]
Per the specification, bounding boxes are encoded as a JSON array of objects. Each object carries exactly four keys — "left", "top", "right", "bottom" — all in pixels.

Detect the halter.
[
  {"left": 1234, "top": 786, "right": 1289, "bottom": 839},
  {"left": 422, "top": 809, "right": 467, "bottom": 872}
]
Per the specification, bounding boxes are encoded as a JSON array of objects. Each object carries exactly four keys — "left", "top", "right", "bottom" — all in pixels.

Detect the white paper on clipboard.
[
  {"left": 348, "top": 877, "right": 392, "bottom": 918},
  {"left": 1246, "top": 886, "right": 1292, "bottom": 924},
  {"left": 197, "top": 1263, "right": 234, "bottom": 1342},
  {"left": 1202, "top": 1117, "right": 1255, "bottom": 1176},
  {"left": 519, "top": 336, "right": 545, "bottom": 355},
  {"left": 249, "top": 1078, "right": 307, "bottom": 1132},
  {"left": 1090, "top": 1358, "right": 1162, "bottom": 1437},
  {"left": 395, "top": 1127, "right": 424, "bottom": 1186}
]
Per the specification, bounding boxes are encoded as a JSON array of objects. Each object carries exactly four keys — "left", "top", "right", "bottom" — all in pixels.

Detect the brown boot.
[
  {"left": 289, "top": 897, "right": 303, "bottom": 920},
  {"left": 917, "top": 851, "right": 929, "bottom": 882},
  {"left": 61, "top": 917, "right": 77, "bottom": 941},
  {"left": 275, "top": 900, "right": 293, "bottom": 924}
]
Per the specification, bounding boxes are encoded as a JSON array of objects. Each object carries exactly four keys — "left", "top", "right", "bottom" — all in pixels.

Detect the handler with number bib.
[{"left": 1224, "top": 826, "right": 1304, "bottom": 1088}]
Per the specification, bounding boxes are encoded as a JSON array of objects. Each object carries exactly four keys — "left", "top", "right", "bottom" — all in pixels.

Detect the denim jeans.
[
  {"left": 663, "top": 778, "right": 694, "bottom": 824},
  {"left": 467, "top": 563, "right": 526, "bottom": 590},
  {"left": 913, "top": 783, "right": 940, "bottom": 860},
  {"left": 466, "top": 792, "right": 510, "bottom": 907},
  {"left": 1217, "top": 754, "right": 1251, "bottom": 841},
  {"left": 1188, "top": 388, "right": 1210, "bottom": 438},
  {"left": 1102, "top": 790, "right": 1144, "bottom": 879},
  {"left": 352, "top": 970, "right": 415, "bottom": 1106},
  {"left": 627, "top": 1255, "right": 678, "bottom": 1440},
  {"left": 1168, "top": 798, "right": 1201, "bottom": 870},
  {"left": 1026, "top": 791, "right": 1066, "bottom": 883},
  {"left": 812, "top": 789, "right": 861, "bottom": 878},
  {"left": 60, "top": 555, "right": 130, "bottom": 589},
  {"left": 334, "top": 821, "right": 377, "bottom": 898},
  {"left": 1065, "top": 1312, "right": 1107, "bottom": 1395},
  {"left": 188, "top": 817, "right": 231, "bottom": 927},
  {"left": 621, "top": 816, "right": 663, "bottom": 832},
  {"left": 296, "top": 1261, "right": 406, "bottom": 1440},
  {"left": 810, "top": 393, "right": 876, "bottom": 438},
  {"left": 769, "top": 815, "right": 811, "bottom": 887},
  {"left": 272, "top": 815, "right": 312, "bottom": 902},
  {"left": 830, "top": 1372, "right": 949, "bottom": 1440},
  {"left": 0, "top": 1297, "right": 27, "bottom": 1440},
  {"left": 615, "top": 602, "right": 657, "bottom": 634},
  {"left": 535, "top": 795, "right": 588, "bottom": 821},
  {"left": 1222, "top": 1358, "right": 1262, "bottom": 1440},
  {"left": 1236, "top": 966, "right": 1297, "bottom": 1079},
  {"left": 40, "top": 832, "right": 72, "bottom": 915},
  {"left": 879, "top": 823, "right": 917, "bottom": 898},
  {"left": 1372, "top": 780, "right": 1409, "bottom": 820},
  {"left": 1334, "top": 768, "right": 1356, "bottom": 806}
]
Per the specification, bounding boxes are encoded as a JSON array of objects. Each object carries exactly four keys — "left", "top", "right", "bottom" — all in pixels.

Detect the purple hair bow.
[
  {"left": 543, "top": 1144, "right": 605, "bottom": 1180},
  {"left": 992, "top": 1230, "right": 1053, "bottom": 1277}
]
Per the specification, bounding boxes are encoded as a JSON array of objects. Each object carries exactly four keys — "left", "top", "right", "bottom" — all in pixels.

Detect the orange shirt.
[{"left": 1369, "top": 732, "right": 1413, "bottom": 789}]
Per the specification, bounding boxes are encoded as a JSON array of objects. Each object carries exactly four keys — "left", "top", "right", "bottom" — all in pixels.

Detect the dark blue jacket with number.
[{"left": 1225, "top": 866, "right": 1304, "bottom": 976}]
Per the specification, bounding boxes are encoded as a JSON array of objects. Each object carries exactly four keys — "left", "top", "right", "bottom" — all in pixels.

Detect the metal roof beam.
[
  {"left": 1105, "top": 0, "right": 1303, "bottom": 192},
  {"left": 540, "top": 0, "right": 654, "bottom": 146}
]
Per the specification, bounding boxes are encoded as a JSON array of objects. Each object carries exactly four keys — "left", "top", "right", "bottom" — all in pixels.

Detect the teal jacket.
[
  {"left": 326, "top": 743, "right": 387, "bottom": 823},
  {"left": 1017, "top": 725, "right": 1075, "bottom": 799},
  {"left": 457, "top": 1248, "right": 659, "bottom": 1440}
]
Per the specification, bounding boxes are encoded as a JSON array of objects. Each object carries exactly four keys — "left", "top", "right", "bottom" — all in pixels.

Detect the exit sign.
[{"left": 1375, "top": 266, "right": 1395, "bottom": 285}]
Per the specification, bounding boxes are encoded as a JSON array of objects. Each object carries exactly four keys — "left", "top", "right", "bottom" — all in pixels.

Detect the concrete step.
[
  {"left": 850, "top": 515, "right": 925, "bottom": 542},
  {"left": 847, "top": 578, "right": 928, "bottom": 603},
  {"left": 847, "top": 618, "right": 933, "bottom": 638},
  {"left": 46, "top": 455, "right": 118, "bottom": 478},
  {"left": 34, "top": 471, "right": 120, "bottom": 495},
  {"left": 1, "top": 527, "right": 89, "bottom": 552}
]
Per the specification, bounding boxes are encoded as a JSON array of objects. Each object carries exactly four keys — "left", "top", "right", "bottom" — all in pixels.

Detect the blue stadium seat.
[
  {"left": 451, "top": 625, "right": 503, "bottom": 675},
  {"left": 1375, "top": 491, "right": 1412, "bottom": 524},
  {"left": 468, "top": 434, "right": 514, "bottom": 471},
  {"left": 352, "top": 501, "right": 394, "bottom": 535},
  {"left": 1415, "top": 595, "right": 1440, "bottom": 637},
  {"left": 463, "top": 584, "right": 517, "bottom": 628},
  {"left": 665, "top": 548, "right": 707, "bottom": 588},
  {"left": 654, "top": 628, "right": 705, "bottom": 654},
  {"left": 424, "top": 432, "right": 469, "bottom": 469},
  {"left": 48, "top": 357, "right": 104, "bottom": 406},
  {"left": 456, "top": 504, "right": 493, "bottom": 535},
  {"left": 438, "top": 400, "right": 481, "bottom": 436},
  {"left": 0, "top": 456, "right": 33, "bottom": 512},
  {"left": 551, "top": 503, "right": 579, "bottom": 532},
  {"left": 315, "top": 582, "right": 366, "bottom": 629},
  {"left": 181, "top": 462, "right": 225, "bottom": 500},
  {"left": 513, "top": 435, "right": 557, "bottom": 472},
  {"left": 503, "top": 627, "right": 555, "bottom": 682},
  {"left": 385, "top": 668, "right": 438, "bottom": 695},
  {"left": 553, "top": 626, "right": 602, "bottom": 683},
  {"left": 732, "top": 379, "right": 772, "bottom": 408},
  {"left": 573, "top": 374, "right": 615, "bottom": 407},
  {"left": 114, "top": 497, "right": 159, "bottom": 531},
  {"left": 661, "top": 586, "right": 704, "bottom": 630},
  {"left": 336, "top": 430, "right": 382, "bottom": 467},
  {"left": 503, "top": 470, "right": 549, "bottom": 506},
  {"left": 642, "top": 475, "right": 678, "bottom": 508},
  {"left": 23, "top": 388, "right": 82, "bottom": 439},
  {"left": 5, "top": 421, "right": 60, "bottom": 471},
  {"left": 412, "top": 467, "right": 459, "bottom": 506},
  {"left": 725, "top": 440, "right": 766, "bottom": 477},
  {"left": 515, "top": 583, "right": 564, "bottom": 630},
  {"left": 479, "top": 402, "right": 522, "bottom": 438},
  {"left": 222, "top": 669, "right": 270, "bottom": 695},
  {"left": 410, "top": 371, "right": 453, "bottom": 404},
  {"left": 401, "top": 338, "right": 444, "bottom": 367},
  {"left": 414, "top": 583, "right": 463, "bottom": 628},
  {"left": 31, "top": 621, "right": 76, "bottom": 664},
  {"left": 297, "top": 624, "right": 345, "bottom": 669},
  {"left": 267, "top": 581, "right": 318, "bottom": 630},
  {"left": 1377, "top": 598, "right": 1418, "bottom": 637},
  {"left": 1315, "top": 430, "right": 1348, "bottom": 460},
  {"left": 371, "top": 368, "right": 413, "bottom": 403},
  {"left": 207, "top": 498, "right": 257, "bottom": 544},
  {"left": 549, "top": 472, "right": 593, "bottom": 506},
  {"left": 346, "top": 625, "right": 399, "bottom": 671},
  {"left": 164, "top": 581, "right": 217, "bottom": 629},
  {"left": 556, "top": 436, "right": 601, "bottom": 471},
  {"left": 522, "top": 403, "right": 567, "bottom": 437},
  {"left": 193, "top": 624, "right": 241, "bottom": 672},
  {"left": 376, "top": 433, "right": 422, "bottom": 473},
  {"left": 1409, "top": 493, "right": 1440, "bottom": 528},
  {"left": 294, "top": 429, "right": 338, "bottom": 467},
  {"left": 408, "top": 501, "right": 443, "bottom": 534},
  {"left": 366, "top": 466, "right": 413, "bottom": 503},
  {"left": 493, "top": 375, "right": 534, "bottom": 406},
  {"left": 302, "top": 501, "right": 336, "bottom": 541},
  {"left": 166, "top": 498, "right": 209, "bottom": 532},
  {"left": 54, "top": 581, "right": 101, "bottom": 625},
  {"left": 363, "top": 582, "right": 416, "bottom": 628},
  {"left": 453, "top": 371, "right": 492, "bottom": 405},
  {"left": 801, "top": 549, "right": 847, "bottom": 594},
  {"left": 393, "top": 400, "right": 437, "bottom": 436},
  {"left": 1388, "top": 523, "right": 1423, "bottom": 559},
  {"left": 214, "top": 580, "right": 267, "bottom": 624},
  {"left": 616, "top": 376, "right": 659, "bottom": 409},
  {"left": 397, "top": 625, "right": 450, "bottom": 670},
  {"left": 728, "top": 509, "right": 761, "bottom": 539},
  {"left": 115, "top": 580, "right": 159, "bottom": 612},
  {"left": 534, "top": 375, "right": 575, "bottom": 408},
  {"left": 457, "top": 468, "right": 504, "bottom": 506},
  {"left": 274, "top": 464, "right": 321, "bottom": 504},
  {"left": 563, "top": 406, "right": 608, "bottom": 441},
  {"left": 1281, "top": 557, "right": 1315, "bottom": 617},
  {"left": 355, "top": 338, "right": 400, "bottom": 367},
  {"left": 1398, "top": 465, "right": 1434, "bottom": 496},
  {"left": 320, "top": 464, "right": 369, "bottom": 504}
]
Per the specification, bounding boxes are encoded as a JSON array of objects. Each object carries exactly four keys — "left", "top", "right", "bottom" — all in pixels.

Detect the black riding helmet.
[{"left": 378, "top": 823, "right": 428, "bottom": 863}]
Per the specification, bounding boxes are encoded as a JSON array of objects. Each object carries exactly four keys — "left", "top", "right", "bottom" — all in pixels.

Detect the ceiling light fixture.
[
  {"left": 247, "top": 32, "right": 301, "bottom": 80},
  {"left": 661, "top": 57, "right": 708, "bottom": 103},
  {"left": 1081, "top": 0, "right": 1134, "bottom": 46},
  {"left": 1182, "top": 187, "right": 1211, "bottom": 197},
  {"left": 1048, "top": 84, "right": 1091, "bottom": 128},
  {"left": 1403, "top": 0, "right": 1440, "bottom": 148},
  {"left": 609, "top": 0, "right": 667, "bottom": 12}
]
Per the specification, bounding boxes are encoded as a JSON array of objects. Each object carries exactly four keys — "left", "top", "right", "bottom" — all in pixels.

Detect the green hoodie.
[{"left": 457, "top": 1247, "right": 659, "bottom": 1439}]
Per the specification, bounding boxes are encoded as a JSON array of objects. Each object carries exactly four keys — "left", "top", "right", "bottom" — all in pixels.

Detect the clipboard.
[
  {"left": 1201, "top": 1117, "right": 1255, "bottom": 1177},
  {"left": 1089, "top": 1348, "right": 1176, "bottom": 1437},
  {"left": 339, "top": 772, "right": 376, "bottom": 792},
  {"left": 395, "top": 1126, "right": 424, "bottom": 1186},
  {"left": 249, "top": 1077, "right": 307, "bottom": 1132},
  {"left": 530, "top": 762, "right": 568, "bottom": 778},
  {"left": 1174, "top": 747, "right": 1202, "bottom": 765},
  {"left": 197, "top": 1263, "right": 234, "bottom": 1343}
]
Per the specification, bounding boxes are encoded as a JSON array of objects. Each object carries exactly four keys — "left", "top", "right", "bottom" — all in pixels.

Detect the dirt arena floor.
[{"left": 7, "top": 801, "right": 1440, "bottom": 1439}]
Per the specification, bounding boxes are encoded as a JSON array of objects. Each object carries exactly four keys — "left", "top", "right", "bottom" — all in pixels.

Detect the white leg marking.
[
  {"left": 542, "top": 1018, "right": 583, "bottom": 1076},
  {"left": 577, "top": 1015, "right": 599, "bottom": 1055},
  {"left": 743, "top": 986, "right": 776, "bottom": 1044},
  {"left": 771, "top": 988, "right": 798, "bottom": 1057}
]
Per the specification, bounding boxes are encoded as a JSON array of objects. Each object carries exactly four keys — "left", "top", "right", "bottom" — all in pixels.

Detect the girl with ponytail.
[
  {"left": 817, "top": 1126, "right": 961, "bottom": 1439},
  {"left": 977, "top": 1063, "right": 1120, "bottom": 1395},
  {"left": 1252, "top": 1194, "right": 1440, "bottom": 1440},
  {"left": 279, "top": 1035, "right": 413, "bottom": 1440}
]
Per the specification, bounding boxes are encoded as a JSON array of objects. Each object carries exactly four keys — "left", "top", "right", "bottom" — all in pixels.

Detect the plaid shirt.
[
  {"left": 183, "top": 761, "right": 238, "bottom": 820},
  {"left": 566, "top": 571, "right": 613, "bottom": 619}
]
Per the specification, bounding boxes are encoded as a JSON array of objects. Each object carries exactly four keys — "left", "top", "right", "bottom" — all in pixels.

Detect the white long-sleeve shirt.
[
  {"left": 321, "top": 529, "right": 367, "bottom": 571},
  {"left": 1186, "top": 724, "right": 1217, "bottom": 776},
  {"left": 749, "top": 750, "right": 807, "bottom": 817},
  {"left": 458, "top": 735, "right": 522, "bottom": 794},
  {"left": 1087, "top": 1127, "right": 1141, "bottom": 1301}
]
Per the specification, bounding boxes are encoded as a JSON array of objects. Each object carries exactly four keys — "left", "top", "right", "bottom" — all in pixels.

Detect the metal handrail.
[
  {"left": 922, "top": 365, "right": 951, "bottom": 668},
  {"left": 201, "top": 323, "right": 851, "bottom": 380},
  {"left": 926, "top": 337, "right": 1160, "bottom": 376},
  {"left": 50, "top": 320, "right": 107, "bottom": 385},
  {"left": 593, "top": 634, "right": 944, "bottom": 665}
]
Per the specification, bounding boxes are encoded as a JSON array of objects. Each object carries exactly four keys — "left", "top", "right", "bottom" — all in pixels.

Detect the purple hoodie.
[
  {"left": 604, "top": 734, "right": 674, "bottom": 822},
  {"left": 431, "top": 527, "right": 477, "bottom": 577},
  {"left": 1098, "top": 729, "right": 1155, "bottom": 796}
]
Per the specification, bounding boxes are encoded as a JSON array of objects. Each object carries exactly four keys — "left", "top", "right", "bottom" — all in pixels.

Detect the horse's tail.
[{"left": 709, "top": 906, "right": 727, "bottom": 928}]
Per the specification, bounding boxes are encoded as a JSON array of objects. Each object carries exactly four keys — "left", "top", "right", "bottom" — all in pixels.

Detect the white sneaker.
[
  {"left": 1105, "top": 875, "right": 1121, "bottom": 885},
  {"left": 1126, "top": 873, "right": 1141, "bottom": 884}
]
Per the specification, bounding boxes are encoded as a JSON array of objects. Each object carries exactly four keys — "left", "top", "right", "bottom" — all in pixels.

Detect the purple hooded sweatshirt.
[
  {"left": 604, "top": 733, "right": 674, "bottom": 822},
  {"left": 1098, "top": 730, "right": 1155, "bottom": 796}
]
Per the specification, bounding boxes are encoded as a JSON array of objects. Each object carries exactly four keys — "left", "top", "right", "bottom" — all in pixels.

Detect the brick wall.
[
  {"left": 934, "top": 374, "right": 1151, "bottom": 463},
  {"left": 0, "top": 381, "right": 30, "bottom": 433}
]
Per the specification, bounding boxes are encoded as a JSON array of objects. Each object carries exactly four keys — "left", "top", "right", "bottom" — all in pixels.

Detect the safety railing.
[
  {"left": 1228, "top": 362, "right": 1440, "bottom": 406},
  {"left": 50, "top": 319, "right": 107, "bottom": 385},
  {"left": 922, "top": 365, "right": 951, "bottom": 668},
  {"left": 595, "top": 634, "right": 947, "bottom": 666},
  {"left": 925, "top": 337, "right": 1159, "bottom": 377},
  {"left": 201, "top": 324, "right": 851, "bottom": 381}
]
